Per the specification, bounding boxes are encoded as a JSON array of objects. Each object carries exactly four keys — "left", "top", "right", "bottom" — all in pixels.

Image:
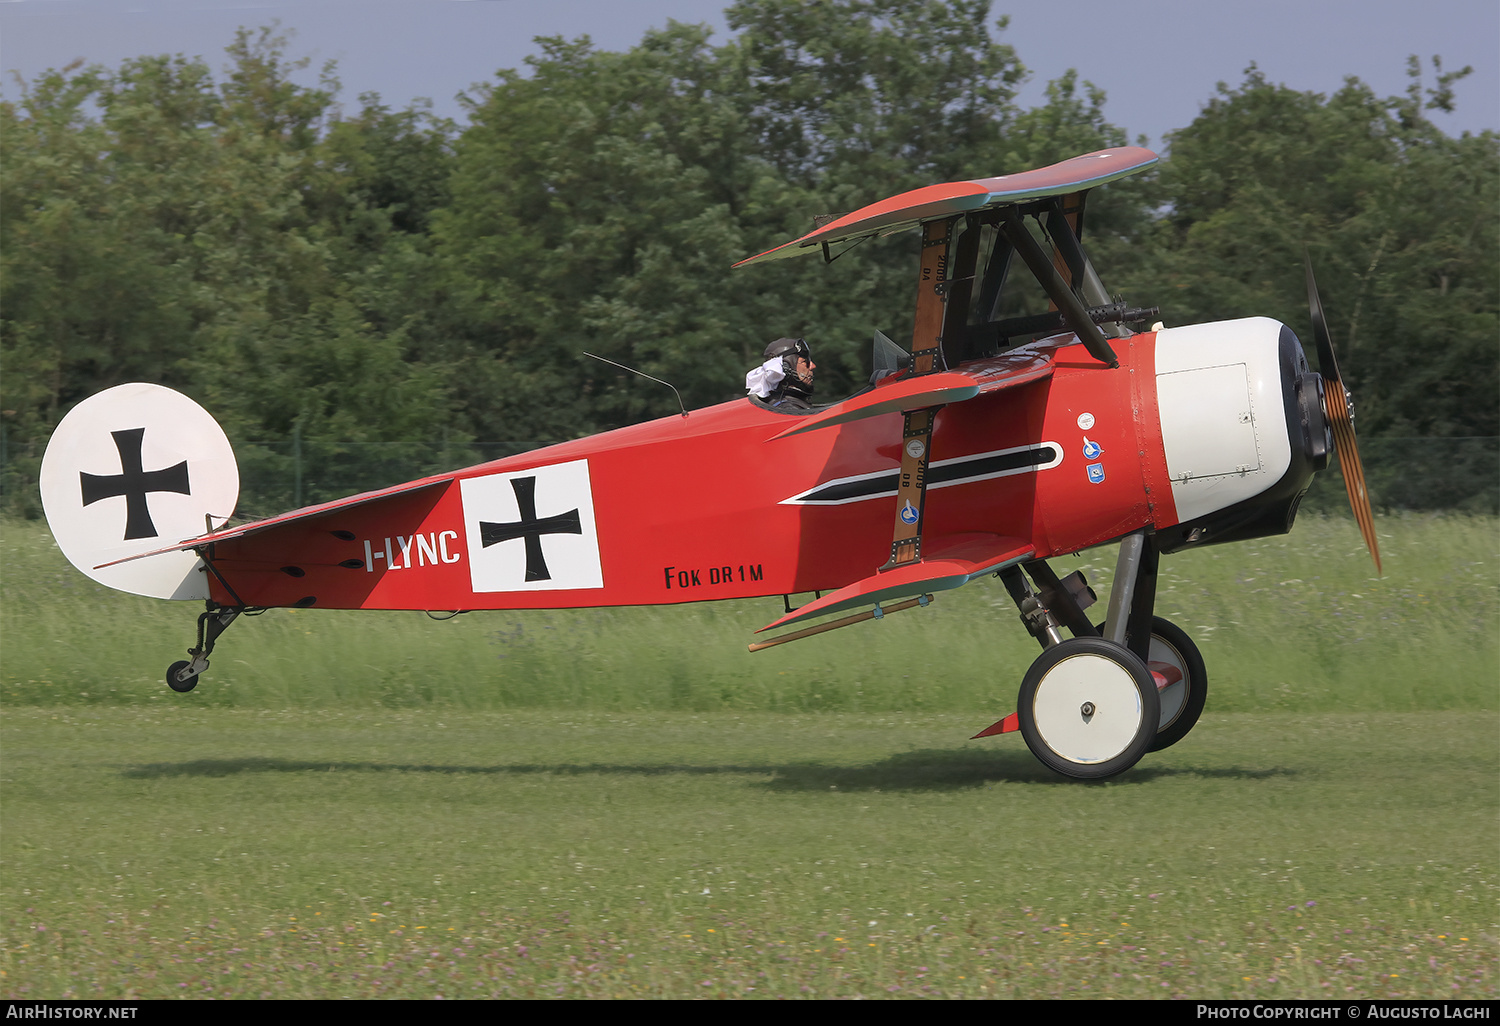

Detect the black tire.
[
  {"left": 166, "top": 660, "right": 199, "bottom": 693},
  {"left": 1017, "top": 637, "right": 1160, "bottom": 779},
  {"left": 1094, "top": 616, "right": 1207, "bottom": 752},
  {"left": 1141, "top": 617, "right": 1207, "bottom": 752}
]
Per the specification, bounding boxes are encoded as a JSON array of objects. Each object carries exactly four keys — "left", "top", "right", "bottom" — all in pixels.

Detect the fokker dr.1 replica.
[{"left": 41, "top": 147, "right": 1379, "bottom": 779}]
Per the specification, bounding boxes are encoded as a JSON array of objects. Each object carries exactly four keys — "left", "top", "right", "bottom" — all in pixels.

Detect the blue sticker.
[
  {"left": 900, "top": 500, "right": 920, "bottom": 524},
  {"left": 1087, "top": 463, "right": 1106, "bottom": 484},
  {"left": 1082, "top": 437, "right": 1102, "bottom": 460}
]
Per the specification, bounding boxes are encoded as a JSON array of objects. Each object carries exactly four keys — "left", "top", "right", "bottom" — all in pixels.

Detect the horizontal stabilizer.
[
  {"left": 770, "top": 349, "right": 1054, "bottom": 440},
  {"left": 97, "top": 477, "right": 451, "bottom": 568},
  {"left": 735, "top": 147, "right": 1157, "bottom": 268},
  {"left": 757, "top": 533, "right": 1032, "bottom": 632}
]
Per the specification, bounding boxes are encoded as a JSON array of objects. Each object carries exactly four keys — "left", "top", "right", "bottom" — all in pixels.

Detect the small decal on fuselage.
[
  {"left": 1087, "top": 463, "right": 1106, "bottom": 484},
  {"left": 781, "top": 443, "right": 1063, "bottom": 506},
  {"left": 663, "top": 563, "right": 763, "bottom": 590},
  {"left": 364, "top": 531, "right": 462, "bottom": 571},
  {"left": 1077, "top": 412, "right": 1095, "bottom": 430},
  {"left": 1082, "top": 437, "right": 1102, "bottom": 460}
]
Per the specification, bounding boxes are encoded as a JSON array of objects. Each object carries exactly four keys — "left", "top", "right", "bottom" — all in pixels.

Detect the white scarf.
[{"left": 745, "top": 356, "right": 787, "bottom": 398}]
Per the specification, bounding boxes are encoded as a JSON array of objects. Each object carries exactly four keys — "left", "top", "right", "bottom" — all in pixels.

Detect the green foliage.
[
  {"left": 728, "top": 0, "right": 1025, "bottom": 188},
  {"left": 1116, "top": 60, "right": 1499, "bottom": 443},
  {"left": 4, "top": 514, "right": 1493, "bottom": 713},
  {"left": 1, "top": 27, "right": 461, "bottom": 512},
  {"left": 1, "top": 4, "right": 1494, "bottom": 516},
  {"left": 430, "top": 25, "right": 760, "bottom": 444}
]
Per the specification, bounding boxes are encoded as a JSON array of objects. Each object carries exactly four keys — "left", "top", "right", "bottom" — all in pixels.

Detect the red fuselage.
[{"left": 203, "top": 335, "right": 1178, "bottom": 612}]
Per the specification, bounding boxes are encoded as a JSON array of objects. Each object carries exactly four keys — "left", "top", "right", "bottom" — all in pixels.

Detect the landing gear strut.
[
  {"left": 996, "top": 530, "right": 1207, "bottom": 777},
  {"left": 166, "top": 602, "right": 242, "bottom": 693}
]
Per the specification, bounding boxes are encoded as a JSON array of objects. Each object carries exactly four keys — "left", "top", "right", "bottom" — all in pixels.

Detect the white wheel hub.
[{"left": 1030, "top": 651, "right": 1146, "bottom": 764}]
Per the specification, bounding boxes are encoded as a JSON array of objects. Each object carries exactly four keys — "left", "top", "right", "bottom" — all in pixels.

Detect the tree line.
[{"left": 3, "top": 0, "right": 1495, "bottom": 515}]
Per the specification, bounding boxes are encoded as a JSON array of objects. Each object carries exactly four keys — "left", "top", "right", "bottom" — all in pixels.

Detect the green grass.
[
  {"left": 1, "top": 707, "right": 1494, "bottom": 998},
  {"left": 2, "top": 514, "right": 1496, "bottom": 998},
  {"left": 2, "top": 513, "right": 1495, "bottom": 713}
]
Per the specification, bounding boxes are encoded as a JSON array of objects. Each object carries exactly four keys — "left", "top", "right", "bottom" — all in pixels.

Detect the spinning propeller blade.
[{"left": 1305, "top": 254, "right": 1382, "bottom": 574}]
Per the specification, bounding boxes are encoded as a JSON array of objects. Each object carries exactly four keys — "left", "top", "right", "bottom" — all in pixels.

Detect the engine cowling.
[{"left": 1152, "top": 317, "right": 1330, "bottom": 552}]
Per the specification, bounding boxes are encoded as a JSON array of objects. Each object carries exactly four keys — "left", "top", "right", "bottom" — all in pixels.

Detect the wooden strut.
[
  {"left": 882, "top": 407, "right": 935, "bottom": 568},
  {"left": 747, "top": 595, "right": 934, "bottom": 652},
  {"left": 879, "top": 216, "right": 958, "bottom": 571},
  {"left": 909, "top": 216, "right": 954, "bottom": 375}
]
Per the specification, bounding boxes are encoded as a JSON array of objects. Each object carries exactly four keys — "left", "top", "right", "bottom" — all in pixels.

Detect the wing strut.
[
  {"left": 882, "top": 216, "right": 957, "bottom": 568},
  {"left": 883, "top": 407, "right": 935, "bottom": 568},
  {"left": 998, "top": 210, "right": 1118, "bottom": 368}
]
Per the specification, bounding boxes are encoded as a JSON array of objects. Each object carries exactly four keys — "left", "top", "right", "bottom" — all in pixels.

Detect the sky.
[{"left": 2, "top": 0, "right": 1496, "bottom": 150}]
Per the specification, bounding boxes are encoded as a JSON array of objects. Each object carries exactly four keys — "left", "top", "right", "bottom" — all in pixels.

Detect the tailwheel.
[
  {"left": 1094, "top": 616, "right": 1208, "bottom": 752},
  {"left": 1018, "top": 637, "right": 1160, "bottom": 779},
  {"left": 166, "top": 660, "right": 200, "bottom": 693},
  {"left": 163, "top": 604, "right": 243, "bottom": 694}
]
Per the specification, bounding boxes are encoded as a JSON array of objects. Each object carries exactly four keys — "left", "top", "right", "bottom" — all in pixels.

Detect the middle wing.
[
  {"left": 756, "top": 532, "right": 1034, "bottom": 632},
  {"left": 770, "top": 345, "right": 1055, "bottom": 440}
]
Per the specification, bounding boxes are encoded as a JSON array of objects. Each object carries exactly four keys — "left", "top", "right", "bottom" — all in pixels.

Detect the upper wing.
[
  {"left": 734, "top": 147, "right": 1157, "bottom": 268},
  {"left": 769, "top": 347, "right": 1055, "bottom": 440}
]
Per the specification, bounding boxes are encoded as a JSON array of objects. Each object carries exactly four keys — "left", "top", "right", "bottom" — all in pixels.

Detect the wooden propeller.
[{"left": 1305, "top": 255, "right": 1382, "bottom": 574}]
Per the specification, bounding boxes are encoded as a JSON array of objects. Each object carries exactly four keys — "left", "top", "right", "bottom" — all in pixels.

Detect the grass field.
[
  {"left": 1, "top": 708, "right": 1495, "bottom": 999},
  {"left": 3, "top": 514, "right": 1496, "bottom": 714},
  {"left": 1, "top": 514, "right": 1496, "bottom": 998}
]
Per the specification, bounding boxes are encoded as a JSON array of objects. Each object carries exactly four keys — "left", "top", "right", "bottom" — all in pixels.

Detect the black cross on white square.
[
  {"left": 79, "top": 427, "right": 191, "bottom": 540},
  {"left": 459, "top": 460, "right": 603, "bottom": 592},
  {"left": 480, "top": 476, "right": 581, "bottom": 582}
]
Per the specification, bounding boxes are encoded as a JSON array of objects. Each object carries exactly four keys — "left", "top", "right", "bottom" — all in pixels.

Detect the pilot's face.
[{"left": 794, "top": 356, "right": 815, "bottom": 386}]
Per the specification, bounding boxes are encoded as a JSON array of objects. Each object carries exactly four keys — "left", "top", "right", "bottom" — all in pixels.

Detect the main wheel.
[
  {"left": 1017, "top": 637, "right": 1160, "bottom": 779},
  {"left": 166, "top": 660, "right": 199, "bottom": 693},
  {"left": 1140, "top": 617, "right": 1207, "bottom": 752},
  {"left": 1094, "top": 616, "right": 1207, "bottom": 752}
]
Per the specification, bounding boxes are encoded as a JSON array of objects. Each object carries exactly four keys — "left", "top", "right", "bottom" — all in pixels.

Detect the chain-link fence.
[{"left": 4, "top": 433, "right": 1496, "bottom": 521}]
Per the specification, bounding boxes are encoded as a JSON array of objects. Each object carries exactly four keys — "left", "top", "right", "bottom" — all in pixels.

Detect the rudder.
[{"left": 40, "top": 383, "right": 239, "bottom": 599}]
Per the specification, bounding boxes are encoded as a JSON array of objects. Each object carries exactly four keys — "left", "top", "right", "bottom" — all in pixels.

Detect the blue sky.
[{"left": 3, "top": 0, "right": 1495, "bottom": 148}]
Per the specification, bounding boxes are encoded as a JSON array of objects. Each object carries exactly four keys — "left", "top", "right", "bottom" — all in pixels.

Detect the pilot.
[{"left": 746, "top": 337, "right": 816, "bottom": 410}]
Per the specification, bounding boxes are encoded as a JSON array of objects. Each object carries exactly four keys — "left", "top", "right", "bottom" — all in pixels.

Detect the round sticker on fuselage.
[
  {"left": 905, "top": 438, "right": 926, "bottom": 459},
  {"left": 1077, "top": 412, "right": 1095, "bottom": 430}
]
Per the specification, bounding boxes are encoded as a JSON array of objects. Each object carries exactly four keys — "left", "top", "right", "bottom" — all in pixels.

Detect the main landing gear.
[
  {"left": 165, "top": 602, "right": 244, "bottom": 693},
  {"left": 995, "top": 530, "right": 1208, "bottom": 778}
]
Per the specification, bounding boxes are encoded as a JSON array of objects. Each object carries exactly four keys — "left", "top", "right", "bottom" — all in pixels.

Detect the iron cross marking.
[
  {"left": 479, "top": 476, "right": 582, "bottom": 582},
  {"left": 79, "top": 427, "right": 191, "bottom": 540}
]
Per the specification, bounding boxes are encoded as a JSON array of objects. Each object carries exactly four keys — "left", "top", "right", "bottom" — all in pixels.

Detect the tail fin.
[{"left": 39, "top": 383, "right": 239, "bottom": 600}]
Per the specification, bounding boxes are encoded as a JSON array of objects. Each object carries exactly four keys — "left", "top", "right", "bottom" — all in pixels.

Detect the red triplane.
[{"left": 40, "top": 147, "right": 1380, "bottom": 779}]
